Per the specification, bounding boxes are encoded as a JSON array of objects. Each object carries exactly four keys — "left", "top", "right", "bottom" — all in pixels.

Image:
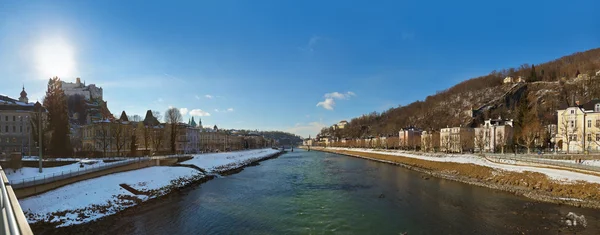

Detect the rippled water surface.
[{"left": 78, "top": 149, "right": 600, "bottom": 234}]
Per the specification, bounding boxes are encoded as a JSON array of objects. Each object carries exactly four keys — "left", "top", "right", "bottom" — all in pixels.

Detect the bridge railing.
[{"left": 0, "top": 166, "right": 32, "bottom": 235}]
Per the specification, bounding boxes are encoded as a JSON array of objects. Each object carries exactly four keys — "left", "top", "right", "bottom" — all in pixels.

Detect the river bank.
[
  {"left": 309, "top": 147, "right": 600, "bottom": 209},
  {"left": 23, "top": 149, "right": 284, "bottom": 233}
]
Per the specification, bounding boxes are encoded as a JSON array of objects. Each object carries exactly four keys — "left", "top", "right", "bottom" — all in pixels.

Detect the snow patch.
[{"left": 330, "top": 148, "right": 600, "bottom": 184}]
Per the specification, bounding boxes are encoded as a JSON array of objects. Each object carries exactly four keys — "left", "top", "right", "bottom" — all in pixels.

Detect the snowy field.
[
  {"left": 20, "top": 166, "right": 200, "bottom": 227},
  {"left": 328, "top": 148, "right": 600, "bottom": 184},
  {"left": 19, "top": 148, "right": 281, "bottom": 227},
  {"left": 183, "top": 148, "right": 281, "bottom": 172}
]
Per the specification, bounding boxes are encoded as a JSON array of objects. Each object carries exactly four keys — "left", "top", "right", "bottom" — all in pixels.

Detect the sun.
[{"left": 34, "top": 37, "right": 77, "bottom": 80}]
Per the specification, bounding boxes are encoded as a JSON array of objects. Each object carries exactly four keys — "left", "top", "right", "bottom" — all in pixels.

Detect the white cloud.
[
  {"left": 316, "top": 91, "right": 356, "bottom": 110},
  {"left": 189, "top": 109, "right": 211, "bottom": 117},
  {"left": 215, "top": 108, "right": 234, "bottom": 113},
  {"left": 205, "top": 95, "right": 213, "bottom": 99},
  {"left": 157, "top": 98, "right": 164, "bottom": 103},
  {"left": 179, "top": 108, "right": 189, "bottom": 115},
  {"left": 300, "top": 36, "right": 322, "bottom": 52},
  {"left": 324, "top": 91, "right": 355, "bottom": 100},
  {"left": 316, "top": 98, "right": 335, "bottom": 110}
]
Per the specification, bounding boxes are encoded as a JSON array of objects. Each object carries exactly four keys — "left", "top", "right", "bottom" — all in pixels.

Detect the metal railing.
[
  {"left": 0, "top": 166, "right": 32, "bottom": 235},
  {"left": 486, "top": 154, "right": 600, "bottom": 172},
  {"left": 9, "top": 158, "right": 149, "bottom": 189},
  {"left": 8, "top": 155, "right": 194, "bottom": 189}
]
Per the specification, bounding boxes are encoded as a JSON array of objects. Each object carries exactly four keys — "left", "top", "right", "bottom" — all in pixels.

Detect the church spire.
[{"left": 19, "top": 85, "right": 28, "bottom": 103}]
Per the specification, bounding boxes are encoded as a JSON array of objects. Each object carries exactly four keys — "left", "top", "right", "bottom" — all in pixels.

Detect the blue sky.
[{"left": 0, "top": 0, "right": 598, "bottom": 138}]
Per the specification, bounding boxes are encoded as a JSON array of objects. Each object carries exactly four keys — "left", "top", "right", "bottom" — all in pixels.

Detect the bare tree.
[
  {"left": 518, "top": 120, "right": 542, "bottom": 154},
  {"left": 558, "top": 114, "right": 577, "bottom": 153},
  {"left": 165, "top": 107, "right": 183, "bottom": 154},
  {"left": 99, "top": 122, "right": 111, "bottom": 158},
  {"left": 497, "top": 131, "right": 506, "bottom": 154},
  {"left": 136, "top": 122, "right": 150, "bottom": 152},
  {"left": 441, "top": 135, "right": 451, "bottom": 153},
  {"left": 151, "top": 127, "right": 165, "bottom": 154},
  {"left": 422, "top": 134, "right": 431, "bottom": 152},
  {"left": 474, "top": 129, "right": 488, "bottom": 153},
  {"left": 129, "top": 115, "right": 142, "bottom": 122},
  {"left": 152, "top": 111, "right": 162, "bottom": 123},
  {"left": 113, "top": 122, "right": 130, "bottom": 156}
]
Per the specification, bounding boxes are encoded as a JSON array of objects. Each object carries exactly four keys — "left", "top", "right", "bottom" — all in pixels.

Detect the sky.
[{"left": 0, "top": 0, "right": 599, "bottom": 138}]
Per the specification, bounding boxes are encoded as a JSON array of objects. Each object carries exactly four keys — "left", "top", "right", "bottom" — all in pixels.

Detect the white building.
[
  {"left": 474, "top": 118, "right": 514, "bottom": 153},
  {"left": 61, "top": 77, "right": 103, "bottom": 101}
]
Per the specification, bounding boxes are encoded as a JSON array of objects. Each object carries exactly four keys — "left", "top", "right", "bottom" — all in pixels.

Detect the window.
[
  {"left": 20, "top": 126, "right": 22, "bottom": 133},
  {"left": 569, "top": 135, "right": 577, "bottom": 141},
  {"left": 4, "top": 126, "right": 7, "bottom": 132},
  {"left": 588, "top": 120, "right": 592, "bottom": 128},
  {"left": 596, "top": 104, "right": 600, "bottom": 112},
  {"left": 12, "top": 116, "right": 15, "bottom": 121},
  {"left": 588, "top": 134, "right": 592, "bottom": 141},
  {"left": 597, "top": 120, "right": 600, "bottom": 128},
  {"left": 597, "top": 134, "right": 600, "bottom": 142},
  {"left": 571, "top": 110, "right": 575, "bottom": 114},
  {"left": 4, "top": 116, "right": 7, "bottom": 121},
  {"left": 12, "top": 126, "right": 15, "bottom": 132},
  {"left": 570, "top": 121, "right": 574, "bottom": 128}
]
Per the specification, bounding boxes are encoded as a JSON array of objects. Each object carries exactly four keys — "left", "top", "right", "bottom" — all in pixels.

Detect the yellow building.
[
  {"left": 440, "top": 127, "right": 474, "bottom": 153},
  {"left": 421, "top": 130, "right": 440, "bottom": 152},
  {"left": 81, "top": 120, "right": 136, "bottom": 157},
  {"left": 556, "top": 100, "right": 600, "bottom": 153}
]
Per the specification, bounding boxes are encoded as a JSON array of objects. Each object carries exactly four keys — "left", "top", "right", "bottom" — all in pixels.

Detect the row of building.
[
  {"left": 307, "top": 99, "right": 600, "bottom": 154},
  {"left": 79, "top": 115, "right": 274, "bottom": 157},
  {"left": 306, "top": 118, "right": 514, "bottom": 153},
  {"left": 0, "top": 84, "right": 275, "bottom": 157}
]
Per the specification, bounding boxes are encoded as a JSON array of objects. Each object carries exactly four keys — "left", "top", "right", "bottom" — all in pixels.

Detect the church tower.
[{"left": 19, "top": 85, "right": 29, "bottom": 103}]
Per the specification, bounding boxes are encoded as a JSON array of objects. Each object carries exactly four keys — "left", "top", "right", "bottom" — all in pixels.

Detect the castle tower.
[{"left": 19, "top": 85, "right": 29, "bottom": 103}]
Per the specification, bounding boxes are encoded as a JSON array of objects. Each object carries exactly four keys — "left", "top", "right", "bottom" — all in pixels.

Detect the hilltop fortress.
[{"left": 61, "top": 77, "right": 103, "bottom": 101}]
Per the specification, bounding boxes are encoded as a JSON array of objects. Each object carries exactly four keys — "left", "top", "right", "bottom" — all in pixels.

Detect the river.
[{"left": 47, "top": 149, "right": 600, "bottom": 234}]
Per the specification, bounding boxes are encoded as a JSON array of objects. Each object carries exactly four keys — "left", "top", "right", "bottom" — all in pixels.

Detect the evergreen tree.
[
  {"left": 530, "top": 64, "right": 538, "bottom": 82},
  {"left": 43, "top": 77, "right": 72, "bottom": 157}
]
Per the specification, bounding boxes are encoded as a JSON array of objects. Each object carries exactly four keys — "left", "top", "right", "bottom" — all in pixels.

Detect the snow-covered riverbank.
[
  {"left": 20, "top": 148, "right": 281, "bottom": 227},
  {"left": 328, "top": 147, "right": 600, "bottom": 184}
]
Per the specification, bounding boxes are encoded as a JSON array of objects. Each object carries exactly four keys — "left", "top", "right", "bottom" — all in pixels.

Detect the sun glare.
[{"left": 34, "top": 37, "right": 77, "bottom": 80}]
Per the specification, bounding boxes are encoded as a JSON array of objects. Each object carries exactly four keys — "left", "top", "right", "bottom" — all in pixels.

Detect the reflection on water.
[{"left": 82, "top": 149, "right": 600, "bottom": 234}]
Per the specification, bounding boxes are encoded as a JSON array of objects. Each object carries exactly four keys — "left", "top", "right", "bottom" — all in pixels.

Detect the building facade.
[
  {"left": 474, "top": 118, "right": 514, "bottom": 153},
  {"left": 440, "top": 127, "right": 474, "bottom": 153},
  {"left": 81, "top": 120, "right": 135, "bottom": 157},
  {"left": 399, "top": 128, "right": 422, "bottom": 150},
  {"left": 0, "top": 88, "right": 46, "bottom": 157},
  {"left": 421, "top": 130, "right": 440, "bottom": 152},
  {"left": 556, "top": 99, "right": 600, "bottom": 153}
]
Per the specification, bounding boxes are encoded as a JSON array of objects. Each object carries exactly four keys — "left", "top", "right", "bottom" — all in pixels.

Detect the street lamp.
[{"left": 34, "top": 102, "right": 43, "bottom": 173}]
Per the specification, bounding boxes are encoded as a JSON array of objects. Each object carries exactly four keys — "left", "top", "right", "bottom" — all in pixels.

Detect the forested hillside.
[{"left": 323, "top": 48, "right": 600, "bottom": 139}]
